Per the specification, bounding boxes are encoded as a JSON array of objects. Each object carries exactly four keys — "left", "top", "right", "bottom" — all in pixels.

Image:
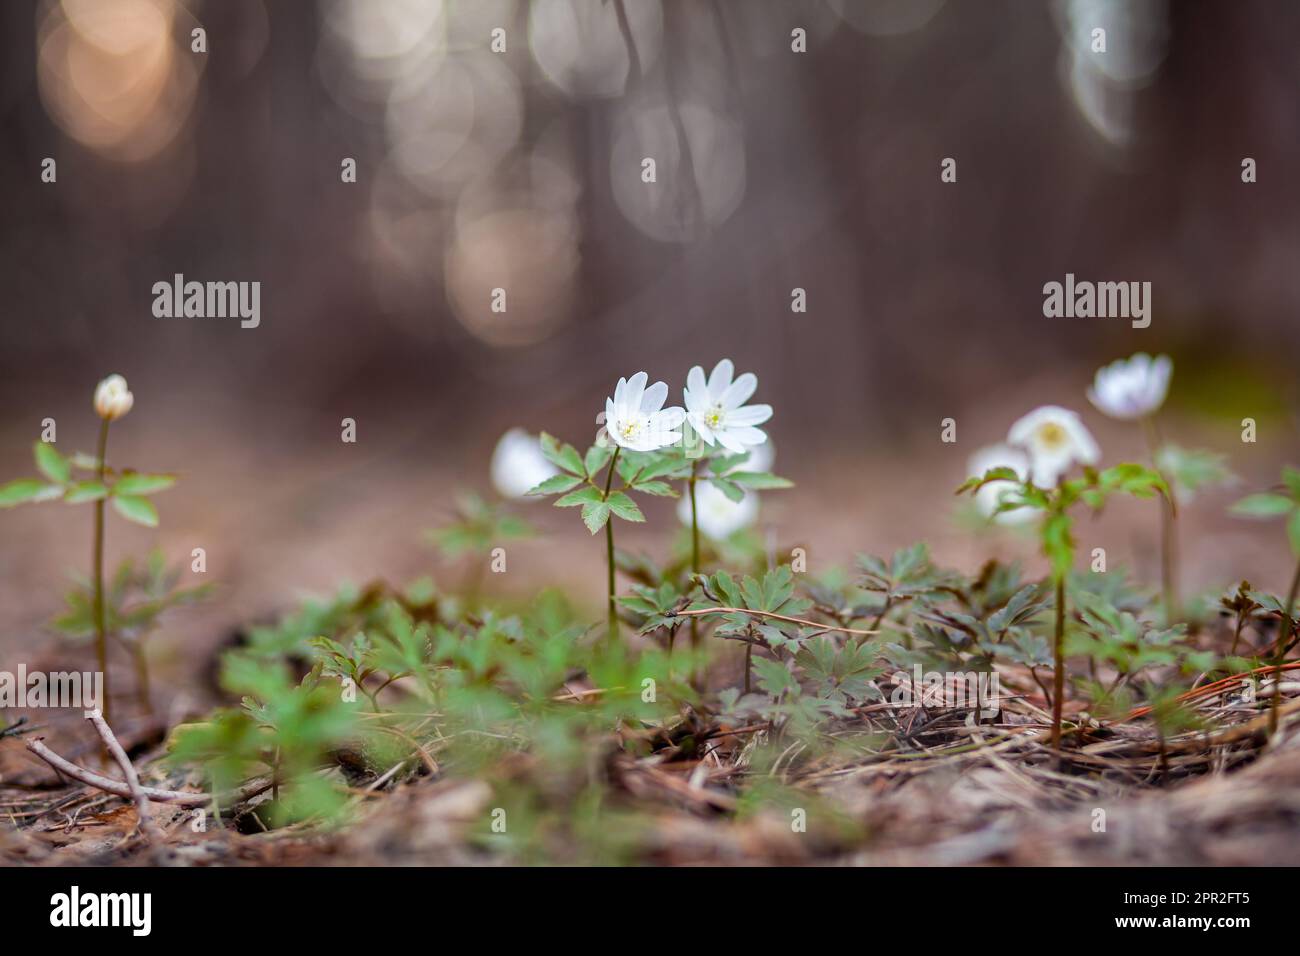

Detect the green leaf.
[
  {"left": 752, "top": 657, "right": 800, "bottom": 698},
  {"left": 1156, "top": 444, "right": 1235, "bottom": 496},
  {"left": 113, "top": 473, "right": 176, "bottom": 496},
  {"left": 1284, "top": 467, "right": 1300, "bottom": 500},
  {"left": 539, "top": 432, "right": 585, "bottom": 477},
  {"left": 33, "top": 441, "right": 70, "bottom": 484},
  {"left": 1230, "top": 493, "right": 1294, "bottom": 518},
  {"left": 1289, "top": 509, "right": 1300, "bottom": 558},
  {"left": 730, "top": 471, "right": 793, "bottom": 490},
  {"left": 527, "top": 473, "right": 583, "bottom": 496},
  {"left": 64, "top": 480, "right": 109, "bottom": 504},
  {"left": 629, "top": 479, "right": 676, "bottom": 497},
  {"left": 605, "top": 491, "right": 645, "bottom": 523},
  {"left": 112, "top": 495, "right": 159, "bottom": 527},
  {"left": 580, "top": 501, "right": 610, "bottom": 534},
  {"left": 0, "top": 479, "right": 59, "bottom": 508},
  {"left": 709, "top": 477, "right": 744, "bottom": 503},
  {"left": 583, "top": 443, "right": 614, "bottom": 477},
  {"left": 554, "top": 486, "right": 604, "bottom": 508},
  {"left": 956, "top": 467, "right": 1020, "bottom": 495},
  {"left": 1042, "top": 511, "right": 1074, "bottom": 581}
]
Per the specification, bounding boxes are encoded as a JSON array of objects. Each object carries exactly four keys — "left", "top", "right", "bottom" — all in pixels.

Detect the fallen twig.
[
  {"left": 25, "top": 737, "right": 273, "bottom": 808},
  {"left": 86, "top": 710, "right": 165, "bottom": 845},
  {"left": 668, "top": 606, "right": 878, "bottom": 637}
]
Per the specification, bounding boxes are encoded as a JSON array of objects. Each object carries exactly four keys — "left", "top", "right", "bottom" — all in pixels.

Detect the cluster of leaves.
[
  {"left": 426, "top": 492, "right": 532, "bottom": 559},
  {"left": 169, "top": 581, "right": 695, "bottom": 829},
  {"left": 1231, "top": 467, "right": 1300, "bottom": 555},
  {"left": 52, "top": 549, "right": 211, "bottom": 648},
  {"left": 528, "top": 433, "right": 789, "bottom": 535},
  {"left": 0, "top": 441, "right": 173, "bottom": 526},
  {"left": 959, "top": 463, "right": 1169, "bottom": 578}
]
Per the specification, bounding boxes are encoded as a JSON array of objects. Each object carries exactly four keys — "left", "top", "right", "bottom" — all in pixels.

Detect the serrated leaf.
[
  {"left": 112, "top": 495, "right": 159, "bottom": 527},
  {"left": 605, "top": 491, "right": 645, "bottom": 523},
  {"left": 539, "top": 432, "right": 585, "bottom": 476},
  {"left": 33, "top": 442, "right": 70, "bottom": 484},
  {"left": 584, "top": 443, "right": 614, "bottom": 477},
  {"left": 527, "top": 473, "right": 583, "bottom": 496},
  {"left": 580, "top": 501, "right": 610, "bottom": 534},
  {"left": 554, "top": 486, "right": 604, "bottom": 508},
  {"left": 630, "top": 479, "right": 676, "bottom": 497}
]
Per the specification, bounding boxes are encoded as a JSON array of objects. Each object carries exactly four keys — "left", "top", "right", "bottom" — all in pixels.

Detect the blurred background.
[{"left": 1, "top": 0, "right": 1298, "bottom": 690}]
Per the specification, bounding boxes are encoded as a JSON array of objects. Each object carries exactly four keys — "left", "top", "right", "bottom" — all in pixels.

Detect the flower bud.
[{"left": 93, "top": 374, "right": 134, "bottom": 421}]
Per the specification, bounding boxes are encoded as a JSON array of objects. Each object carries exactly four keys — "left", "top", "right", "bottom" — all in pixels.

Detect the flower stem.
[
  {"left": 603, "top": 447, "right": 621, "bottom": 644},
  {"left": 688, "top": 460, "right": 700, "bottom": 674},
  {"left": 1142, "top": 416, "right": 1178, "bottom": 624},
  {"left": 1051, "top": 572, "right": 1066, "bottom": 760},
  {"left": 92, "top": 418, "right": 111, "bottom": 724},
  {"left": 1268, "top": 555, "right": 1300, "bottom": 737}
]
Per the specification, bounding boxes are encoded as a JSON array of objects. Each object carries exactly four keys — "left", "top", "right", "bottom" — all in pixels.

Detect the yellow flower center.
[
  {"left": 705, "top": 406, "right": 725, "bottom": 429},
  {"left": 1036, "top": 422, "right": 1067, "bottom": 449},
  {"left": 620, "top": 421, "right": 640, "bottom": 440}
]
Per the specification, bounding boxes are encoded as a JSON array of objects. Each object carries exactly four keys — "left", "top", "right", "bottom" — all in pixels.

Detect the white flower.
[
  {"left": 967, "top": 444, "right": 1034, "bottom": 526},
  {"left": 1087, "top": 353, "right": 1172, "bottom": 420},
  {"left": 678, "top": 480, "right": 758, "bottom": 540},
  {"left": 93, "top": 374, "right": 133, "bottom": 421},
  {"left": 1007, "top": 405, "right": 1099, "bottom": 488},
  {"left": 683, "top": 359, "right": 772, "bottom": 453},
  {"left": 604, "top": 371, "right": 685, "bottom": 452},
  {"left": 491, "top": 428, "right": 558, "bottom": 499}
]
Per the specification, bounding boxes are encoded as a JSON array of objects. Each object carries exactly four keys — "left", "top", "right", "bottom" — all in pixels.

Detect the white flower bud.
[{"left": 93, "top": 374, "right": 134, "bottom": 421}]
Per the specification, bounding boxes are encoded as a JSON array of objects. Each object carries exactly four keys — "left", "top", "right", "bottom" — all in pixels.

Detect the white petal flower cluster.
[
  {"left": 93, "top": 374, "right": 133, "bottom": 422},
  {"left": 1087, "top": 353, "right": 1172, "bottom": 421}
]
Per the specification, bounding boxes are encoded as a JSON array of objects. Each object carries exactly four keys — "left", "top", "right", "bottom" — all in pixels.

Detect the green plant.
[
  {"left": 52, "top": 549, "right": 211, "bottom": 714},
  {"left": 960, "top": 460, "right": 1169, "bottom": 754},
  {"left": 1230, "top": 466, "right": 1300, "bottom": 736},
  {"left": 0, "top": 376, "right": 174, "bottom": 721}
]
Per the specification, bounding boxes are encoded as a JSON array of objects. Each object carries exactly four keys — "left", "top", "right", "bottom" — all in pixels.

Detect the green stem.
[
  {"left": 603, "top": 447, "right": 621, "bottom": 644},
  {"left": 1268, "top": 556, "right": 1300, "bottom": 738},
  {"left": 1052, "top": 572, "right": 1066, "bottom": 759},
  {"left": 1142, "top": 416, "right": 1178, "bottom": 624},
  {"left": 92, "top": 419, "right": 111, "bottom": 723},
  {"left": 688, "top": 461, "right": 700, "bottom": 668}
]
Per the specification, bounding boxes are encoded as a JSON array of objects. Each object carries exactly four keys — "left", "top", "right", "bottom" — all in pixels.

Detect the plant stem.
[
  {"left": 130, "top": 642, "right": 153, "bottom": 716},
  {"left": 603, "top": 447, "right": 621, "bottom": 644},
  {"left": 1051, "top": 572, "right": 1066, "bottom": 759},
  {"left": 1268, "top": 556, "right": 1300, "bottom": 737},
  {"left": 688, "top": 459, "right": 700, "bottom": 677},
  {"left": 1142, "top": 416, "right": 1178, "bottom": 624},
  {"left": 92, "top": 419, "right": 111, "bottom": 723}
]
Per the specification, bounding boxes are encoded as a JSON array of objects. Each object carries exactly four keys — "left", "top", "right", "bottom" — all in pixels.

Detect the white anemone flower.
[
  {"left": 678, "top": 481, "right": 759, "bottom": 540},
  {"left": 1087, "top": 353, "right": 1172, "bottom": 420},
  {"left": 683, "top": 359, "right": 772, "bottom": 453},
  {"left": 967, "top": 444, "right": 1034, "bottom": 526},
  {"left": 604, "top": 371, "right": 685, "bottom": 452},
  {"left": 93, "top": 374, "right": 133, "bottom": 421},
  {"left": 491, "top": 428, "right": 558, "bottom": 499},
  {"left": 1007, "top": 405, "right": 1100, "bottom": 488}
]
